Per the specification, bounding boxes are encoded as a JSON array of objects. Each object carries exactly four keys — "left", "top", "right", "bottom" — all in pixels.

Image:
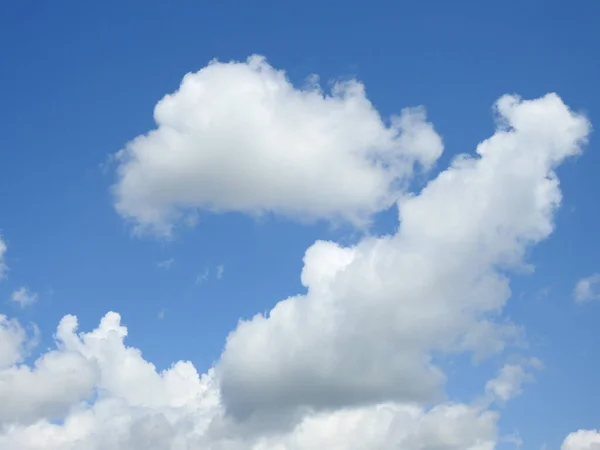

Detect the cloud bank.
[{"left": 0, "top": 312, "right": 500, "bottom": 449}]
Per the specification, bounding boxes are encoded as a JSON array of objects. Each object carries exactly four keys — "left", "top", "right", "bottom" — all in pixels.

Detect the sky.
[{"left": 0, "top": 0, "right": 599, "bottom": 449}]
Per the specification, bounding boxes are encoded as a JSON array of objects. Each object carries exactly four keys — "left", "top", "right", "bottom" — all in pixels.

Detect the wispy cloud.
[
  {"left": 500, "top": 432, "right": 523, "bottom": 448},
  {"left": 157, "top": 258, "right": 174, "bottom": 270},
  {"left": 196, "top": 268, "right": 209, "bottom": 285},
  {"left": 196, "top": 264, "right": 225, "bottom": 285},
  {"left": 10, "top": 287, "right": 38, "bottom": 308},
  {"left": 0, "top": 236, "right": 8, "bottom": 279},
  {"left": 534, "top": 286, "right": 551, "bottom": 300}
]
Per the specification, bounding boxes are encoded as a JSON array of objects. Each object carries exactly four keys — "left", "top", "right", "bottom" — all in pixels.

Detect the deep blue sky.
[{"left": 1, "top": 1, "right": 599, "bottom": 448}]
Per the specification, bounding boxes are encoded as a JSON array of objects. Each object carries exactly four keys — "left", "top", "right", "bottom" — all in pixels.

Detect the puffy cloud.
[
  {"left": 562, "top": 430, "right": 600, "bottom": 450},
  {"left": 0, "top": 312, "right": 498, "bottom": 450},
  {"left": 217, "top": 93, "right": 590, "bottom": 418},
  {"left": 4, "top": 61, "right": 594, "bottom": 447},
  {"left": 111, "top": 55, "right": 443, "bottom": 236},
  {"left": 10, "top": 287, "right": 38, "bottom": 308},
  {"left": 0, "top": 350, "right": 96, "bottom": 427},
  {"left": 0, "top": 316, "right": 96, "bottom": 426},
  {"left": 573, "top": 273, "right": 600, "bottom": 303},
  {"left": 0, "top": 236, "right": 7, "bottom": 279}
]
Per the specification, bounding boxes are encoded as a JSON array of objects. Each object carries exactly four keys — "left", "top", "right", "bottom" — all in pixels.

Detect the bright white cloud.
[
  {"left": 111, "top": 55, "right": 443, "bottom": 236},
  {"left": 562, "top": 430, "right": 600, "bottom": 450},
  {"left": 0, "top": 312, "right": 498, "bottom": 450},
  {"left": 0, "top": 236, "right": 7, "bottom": 279},
  {"left": 217, "top": 93, "right": 590, "bottom": 418},
  {"left": 573, "top": 273, "right": 600, "bottom": 303},
  {"left": 10, "top": 287, "right": 39, "bottom": 308}
]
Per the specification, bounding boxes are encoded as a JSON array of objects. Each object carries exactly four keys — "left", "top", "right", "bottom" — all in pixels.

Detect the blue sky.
[{"left": 1, "top": 1, "right": 599, "bottom": 449}]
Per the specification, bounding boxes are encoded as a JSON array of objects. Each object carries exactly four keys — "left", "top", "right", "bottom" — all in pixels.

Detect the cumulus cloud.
[
  {"left": 111, "top": 55, "right": 443, "bottom": 236},
  {"left": 562, "top": 430, "right": 600, "bottom": 450},
  {"left": 573, "top": 273, "right": 600, "bottom": 303},
  {"left": 3, "top": 59, "right": 594, "bottom": 447},
  {"left": 217, "top": 93, "right": 590, "bottom": 419},
  {"left": 0, "top": 236, "right": 8, "bottom": 279},
  {"left": 0, "top": 312, "right": 498, "bottom": 450},
  {"left": 10, "top": 287, "right": 39, "bottom": 308}
]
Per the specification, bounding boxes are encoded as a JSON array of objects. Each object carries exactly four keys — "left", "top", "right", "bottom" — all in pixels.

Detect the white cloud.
[
  {"left": 3, "top": 57, "right": 594, "bottom": 447},
  {"left": 157, "top": 258, "right": 174, "bottom": 270},
  {"left": 217, "top": 93, "right": 590, "bottom": 418},
  {"left": 0, "top": 312, "right": 499, "bottom": 450},
  {"left": 216, "top": 264, "right": 225, "bottom": 280},
  {"left": 111, "top": 55, "right": 443, "bottom": 236},
  {"left": 0, "top": 236, "right": 8, "bottom": 279},
  {"left": 573, "top": 273, "right": 600, "bottom": 303},
  {"left": 0, "top": 316, "right": 95, "bottom": 426},
  {"left": 562, "top": 430, "right": 600, "bottom": 450},
  {"left": 0, "top": 315, "right": 28, "bottom": 370},
  {"left": 10, "top": 287, "right": 38, "bottom": 308},
  {"left": 485, "top": 363, "right": 536, "bottom": 403}
]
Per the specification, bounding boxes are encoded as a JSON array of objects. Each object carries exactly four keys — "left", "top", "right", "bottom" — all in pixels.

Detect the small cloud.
[
  {"left": 196, "top": 268, "right": 209, "bottom": 285},
  {"left": 157, "top": 258, "right": 175, "bottom": 270},
  {"left": 528, "top": 357, "right": 544, "bottom": 370},
  {"left": 573, "top": 273, "right": 600, "bottom": 303},
  {"left": 10, "top": 287, "right": 38, "bottom": 308},
  {"left": 0, "top": 236, "right": 8, "bottom": 280},
  {"left": 501, "top": 432, "right": 523, "bottom": 448},
  {"left": 534, "top": 286, "right": 551, "bottom": 300},
  {"left": 158, "top": 309, "right": 166, "bottom": 320},
  {"left": 485, "top": 358, "right": 541, "bottom": 404},
  {"left": 216, "top": 264, "right": 225, "bottom": 280}
]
